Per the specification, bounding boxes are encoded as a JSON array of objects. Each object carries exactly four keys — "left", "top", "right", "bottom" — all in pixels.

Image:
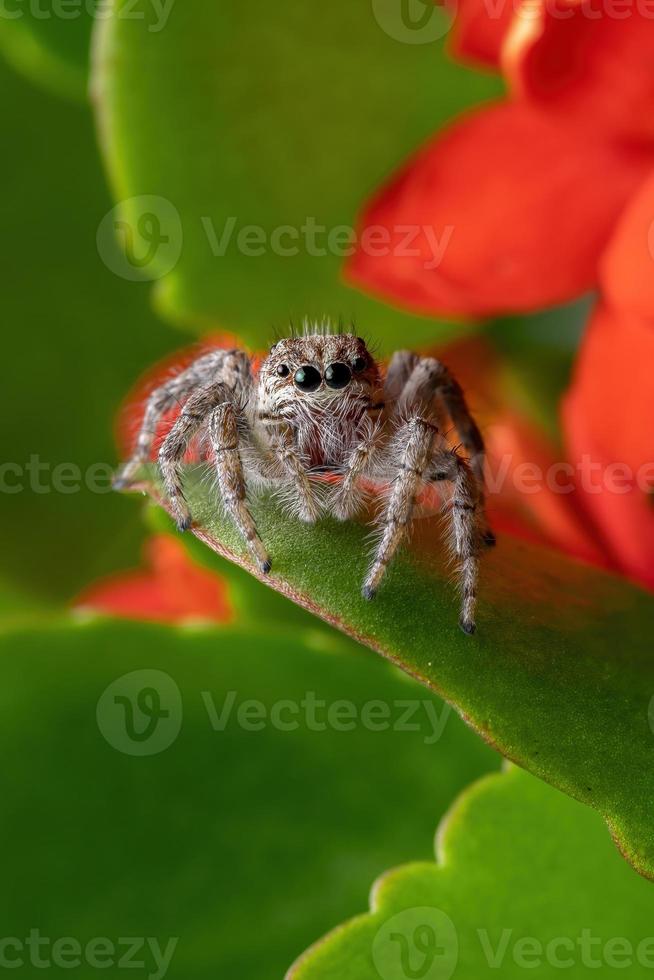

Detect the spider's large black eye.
[
  {"left": 276, "top": 364, "right": 290, "bottom": 377},
  {"left": 324, "top": 362, "right": 352, "bottom": 389},
  {"left": 351, "top": 356, "right": 367, "bottom": 373},
  {"left": 294, "top": 365, "right": 322, "bottom": 392}
]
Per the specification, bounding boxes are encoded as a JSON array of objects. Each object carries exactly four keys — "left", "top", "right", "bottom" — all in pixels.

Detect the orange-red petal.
[
  {"left": 601, "top": 169, "right": 654, "bottom": 321},
  {"left": 485, "top": 411, "right": 609, "bottom": 567},
  {"left": 346, "top": 102, "right": 651, "bottom": 317},
  {"left": 562, "top": 304, "right": 654, "bottom": 591},
  {"left": 504, "top": 0, "right": 654, "bottom": 142},
  {"left": 75, "top": 535, "right": 233, "bottom": 624},
  {"left": 446, "top": 0, "right": 516, "bottom": 68}
]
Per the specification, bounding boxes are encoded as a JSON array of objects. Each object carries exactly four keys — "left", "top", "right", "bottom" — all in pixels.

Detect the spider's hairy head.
[{"left": 258, "top": 333, "right": 380, "bottom": 425}]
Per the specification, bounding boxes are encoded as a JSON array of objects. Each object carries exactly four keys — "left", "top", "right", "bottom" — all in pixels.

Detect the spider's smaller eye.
[
  {"left": 352, "top": 356, "right": 367, "bottom": 373},
  {"left": 276, "top": 364, "right": 290, "bottom": 377}
]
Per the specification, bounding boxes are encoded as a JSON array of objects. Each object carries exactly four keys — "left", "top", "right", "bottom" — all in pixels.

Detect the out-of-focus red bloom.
[
  {"left": 347, "top": 0, "right": 654, "bottom": 317},
  {"left": 504, "top": 0, "right": 654, "bottom": 142},
  {"left": 445, "top": 0, "right": 516, "bottom": 68},
  {"left": 347, "top": 101, "right": 651, "bottom": 315},
  {"left": 345, "top": 2, "right": 654, "bottom": 590},
  {"left": 563, "top": 307, "right": 654, "bottom": 589},
  {"left": 600, "top": 171, "right": 654, "bottom": 321},
  {"left": 74, "top": 535, "right": 232, "bottom": 625}
]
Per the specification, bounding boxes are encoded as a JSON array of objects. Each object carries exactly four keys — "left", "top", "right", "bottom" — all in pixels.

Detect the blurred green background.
[{"left": 1, "top": 4, "right": 643, "bottom": 978}]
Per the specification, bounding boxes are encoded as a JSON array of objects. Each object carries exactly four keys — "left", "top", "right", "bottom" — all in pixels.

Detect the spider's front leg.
[
  {"left": 267, "top": 427, "right": 321, "bottom": 523},
  {"left": 209, "top": 404, "right": 271, "bottom": 574},
  {"left": 362, "top": 415, "right": 436, "bottom": 600},
  {"left": 362, "top": 416, "right": 483, "bottom": 634},
  {"left": 426, "top": 447, "right": 484, "bottom": 635},
  {"left": 331, "top": 416, "right": 383, "bottom": 521}
]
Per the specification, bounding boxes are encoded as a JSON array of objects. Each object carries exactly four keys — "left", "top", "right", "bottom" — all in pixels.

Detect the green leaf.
[
  {"left": 289, "top": 765, "right": 654, "bottom": 980},
  {"left": 0, "top": 617, "right": 497, "bottom": 979},
  {"left": 129, "top": 467, "right": 654, "bottom": 879},
  {"left": 0, "top": 0, "right": 99, "bottom": 100},
  {"left": 92, "top": 0, "right": 502, "bottom": 349},
  {"left": 0, "top": 57, "right": 182, "bottom": 601}
]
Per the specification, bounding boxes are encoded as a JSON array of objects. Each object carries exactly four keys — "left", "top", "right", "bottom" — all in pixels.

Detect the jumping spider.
[{"left": 115, "top": 327, "right": 495, "bottom": 634}]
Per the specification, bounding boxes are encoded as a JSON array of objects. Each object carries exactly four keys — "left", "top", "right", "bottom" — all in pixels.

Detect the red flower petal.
[
  {"left": 75, "top": 536, "right": 233, "bottom": 624},
  {"left": 346, "top": 102, "right": 651, "bottom": 317},
  {"left": 485, "top": 412, "right": 609, "bottom": 567},
  {"left": 562, "top": 304, "right": 654, "bottom": 591},
  {"left": 504, "top": 0, "right": 654, "bottom": 142},
  {"left": 446, "top": 0, "right": 516, "bottom": 68},
  {"left": 601, "top": 169, "right": 654, "bottom": 320}
]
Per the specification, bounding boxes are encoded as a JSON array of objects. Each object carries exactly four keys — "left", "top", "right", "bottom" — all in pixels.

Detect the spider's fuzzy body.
[{"left": 115, "top": 325, "right": 494, "bottom": 634}]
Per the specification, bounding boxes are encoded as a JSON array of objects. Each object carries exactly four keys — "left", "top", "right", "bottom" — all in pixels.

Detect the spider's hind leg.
[
  {"left": 113, "top": 373, "right": 193, "bottom": 490},
  {"left": 361, "top": 415, "right": 484, "bottom": 635},
  {"left": 426, "top": 447, "right": 485, "bottom": 635},
  {"left": 392, "top": 355, "right": 495, "bottom": 550},
  {"left": 158, "top": 381, "right": 232, "bottom": 532},
  {"left": 114, "top": 348, "right": 252, "bottom": 489}
]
